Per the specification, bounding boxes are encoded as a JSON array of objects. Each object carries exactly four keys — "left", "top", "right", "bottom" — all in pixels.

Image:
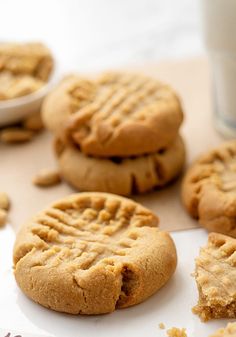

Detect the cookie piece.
[
  {"left": 42, "top": 72, "right": 183, "bottom": 157},
  {"left": 55, "top": 135, "right": 185, "bottom": 196},
  {"left": 182, "top": 140, "right": 236, "bottom": 237},
  {"left": 193, "top": 232, "right": 236, "bottom": 321},
  {"left": 209, "top": 322, "right": 236, "bottom": 337},
  {"left": 13, "top": 192, "right": 177, "bottom": 315}
]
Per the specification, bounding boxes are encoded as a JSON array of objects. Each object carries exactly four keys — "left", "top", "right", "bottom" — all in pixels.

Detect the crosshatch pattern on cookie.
[
  {"left": 193, "top": 233, "right": 236, "bottom": 321},
  {"left": 13, "top": 193, "right": 177, "bottom": 315},
  {"left": 69, "top": 72, "right": 172, "bottom": 123},
  {"left": 42, "top": 71, "right": 183, "bottom": 157},
  {"left": 185, "top": 141, "right": 236, "bottom": 201},
  {"left": 66, "top": 72, "right": 180, "bottom": 143},
  {"left": 24, "top": 194, "right": 158, "bottom": 270}
]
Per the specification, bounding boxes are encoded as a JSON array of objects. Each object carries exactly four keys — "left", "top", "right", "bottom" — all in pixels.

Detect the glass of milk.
[{"left": 201, "top": 0, "right": 236, "bottom": 137}]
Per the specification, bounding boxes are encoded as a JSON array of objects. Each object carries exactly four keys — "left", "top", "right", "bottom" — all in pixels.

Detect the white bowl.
[{"left": 0, "top": 81, "right": 52, "bottom": 126}]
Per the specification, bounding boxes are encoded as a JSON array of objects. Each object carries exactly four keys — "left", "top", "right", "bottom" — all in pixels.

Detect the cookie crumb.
[
  {"left": 0, "top": 209, "right": 7, "bottom": 227},
  {"left": 166, "top": 327, "right": 187, "bottom": 337},
  {"left": 159, "top": 323, "right": 165, "bottom": 329},
  {"left": 33, "top": 169, "right": 61, "bottom": 187},
  {"left": 0, "top": 127, "right": 34, "bottom": 143}
]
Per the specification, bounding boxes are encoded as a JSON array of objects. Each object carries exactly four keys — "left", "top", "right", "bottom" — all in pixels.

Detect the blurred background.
[{"left": 0, "top": 0, "right": 203, "bottom": 74}]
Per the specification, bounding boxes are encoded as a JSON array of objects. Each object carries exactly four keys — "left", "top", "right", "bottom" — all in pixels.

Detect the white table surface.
[
  {"left": 1, "top": 1, "right": 229, "bottom": 336},
  {"left": 0, "top": 225, "right": 233, "bottom": 337}
]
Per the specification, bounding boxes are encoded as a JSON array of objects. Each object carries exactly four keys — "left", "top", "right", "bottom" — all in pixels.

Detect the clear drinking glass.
[{"left": 201, "top": 0, "right": 236, "bottom": 137}]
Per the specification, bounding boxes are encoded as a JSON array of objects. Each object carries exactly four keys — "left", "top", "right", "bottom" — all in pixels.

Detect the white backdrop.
[{"left": 0, "top": 0, "right": 203, "bottom": 74}]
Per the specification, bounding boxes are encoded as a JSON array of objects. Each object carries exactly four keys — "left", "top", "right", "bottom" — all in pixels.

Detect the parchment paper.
[{"left": 0, "top": 58, "right": 225, "bottom": 233}]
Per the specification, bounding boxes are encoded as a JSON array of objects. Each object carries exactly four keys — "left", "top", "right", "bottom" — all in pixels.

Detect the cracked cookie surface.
[
  {"left": 13, "top": 192, "right": 177, "bottom": 314},
  {"left": 182, "top": 140, "right": 236, "bottom": 237},
  {"left": 55, "top": 135, "right": 185, "bottom": 196},
  {"left": 0, "top": 42, "right": 53, "bottom": 100},
  {"left": 42, "top": 72, "right": 183, "bottom": 157},
  {"left": 193, "top": 232, "right": 236, "bottom": 321}
]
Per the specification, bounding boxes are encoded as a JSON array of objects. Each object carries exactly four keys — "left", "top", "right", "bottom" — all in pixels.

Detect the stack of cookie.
[{"left": 43, "top": 72, "right": 185, "bottom": 196}]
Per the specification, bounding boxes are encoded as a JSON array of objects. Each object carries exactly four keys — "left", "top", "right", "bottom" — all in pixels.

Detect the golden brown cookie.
[
  {"left": 13, "top": 192, "right": 177, "bottom": 315},
  {"left": 0, "top": 42, "right": 53, "bottom": 100},
  {"left": 209, "top": 322, "right": 236, "bottom": 337},
  {"left": 42, "top": 72, "right": 183, "bottom": 157},
  {"left": 193, "top": 232, "right": 236, "bottom": 321},
  {"left": 182, "top": 140, "right": 236, "bottom": 237},
  {"left": 55, "top": 135, "right": 185, "bottom": 196}
]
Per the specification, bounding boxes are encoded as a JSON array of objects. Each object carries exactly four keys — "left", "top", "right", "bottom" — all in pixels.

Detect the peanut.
[
  {"left": 33, "top": 169, "right": 61, "bottom": 187},
  {"left": 0, "top": 128, "right": 34, "bottom": 143},
  {"left": 0, "top": 209, "right": 7, "bottom": 227},
  {"left": 0, "top": 192, "right": 10, "bottom": 210}
]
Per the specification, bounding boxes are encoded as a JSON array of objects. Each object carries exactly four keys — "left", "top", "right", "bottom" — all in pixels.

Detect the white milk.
[{"left": 201, "top": 0, "right": 236, "bottom": 137}]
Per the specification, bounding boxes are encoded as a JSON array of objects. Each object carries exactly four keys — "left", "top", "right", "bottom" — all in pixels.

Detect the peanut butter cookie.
[
  {"left": 42, "top": 72, "right": 183, "bottom": 157},
  {"left": 55, "top": 135, "right": 185, "bottom": 196},
  {"left": 13, "top": 192, "right": 177, "bottom": 314},
  {"left": 182, "top": 140, "right": 236, "bottom": 237},
  {"left": 193, "top": 232, "right": 236, "bottom": 321}
]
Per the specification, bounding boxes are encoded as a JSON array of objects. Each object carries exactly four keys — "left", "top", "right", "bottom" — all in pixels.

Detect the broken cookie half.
[{"left": 193, "top": 232, "right": 236, "bottom": 321}]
